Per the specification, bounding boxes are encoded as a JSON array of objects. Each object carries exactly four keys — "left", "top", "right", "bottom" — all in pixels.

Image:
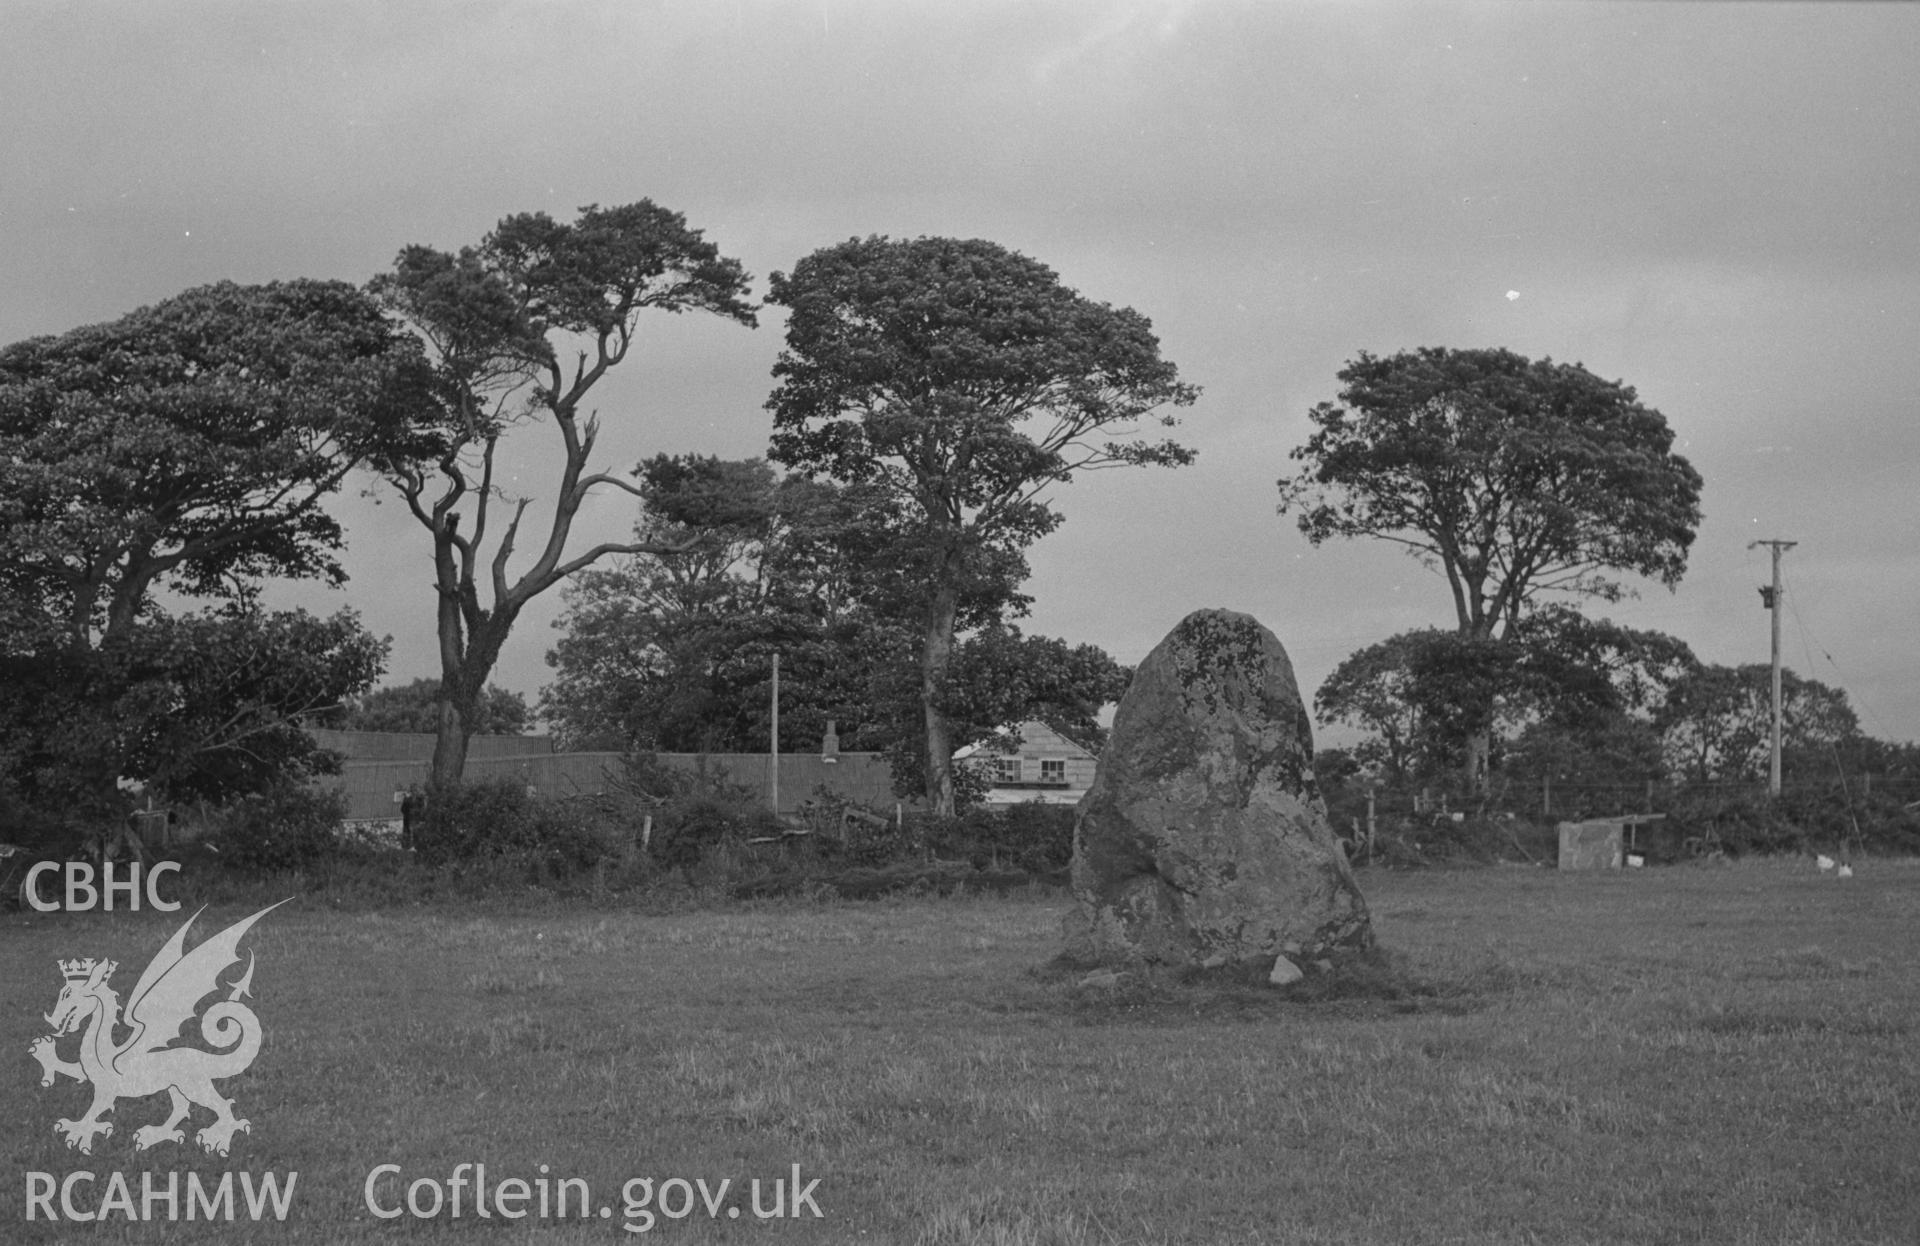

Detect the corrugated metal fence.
[
  {"left": 308, "top": 728, "right": 557, "bottom": 762},
  {"left": 319, "top": 736, "right": 905, "bottom": 821}
]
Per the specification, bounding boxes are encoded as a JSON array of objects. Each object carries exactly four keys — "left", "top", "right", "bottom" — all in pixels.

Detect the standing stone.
[{"left": 1064, "top": 609, "right": 1371, "bottom": 967}]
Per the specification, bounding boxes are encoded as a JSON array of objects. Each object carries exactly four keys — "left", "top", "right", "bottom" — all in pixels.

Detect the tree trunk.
[
  {"left": 920, "top": 583, "right": 961, "bottom": 816},
  {"left": 430, "top": 692, "right": 473, "bottom": 786},
  {"left": 428, "top": 585, "right": 515, "bottom": 787},
  {"left": 1463, "top": 731, "right": 1490, "bottom": 796},
  {"left": 1460, "top": 615, "right": 1498, "bottom": 796}
]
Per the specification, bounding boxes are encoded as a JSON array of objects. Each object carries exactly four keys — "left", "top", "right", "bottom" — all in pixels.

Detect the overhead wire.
[{"left": 1781, "top": 570, "right": 1867, "bottom": 856}]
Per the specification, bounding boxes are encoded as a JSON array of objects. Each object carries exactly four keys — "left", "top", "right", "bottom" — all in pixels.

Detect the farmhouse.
[{"left": 956, "top": 720, "right": 1099, "bottom": 807}]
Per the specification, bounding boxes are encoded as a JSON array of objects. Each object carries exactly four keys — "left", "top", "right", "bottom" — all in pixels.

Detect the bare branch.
[
  {"left": 574, "top": 471, "right": 648, "bottom": 500},
  {"left": 547, "top": 534, "right": 705, "bottom": 584},
  {"left": 492, "top": 496, "right": 532, "bottom": 606}
]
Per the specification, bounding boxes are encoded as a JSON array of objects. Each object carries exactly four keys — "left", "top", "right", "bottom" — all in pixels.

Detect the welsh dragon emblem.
[{"left": 29, "top": 901, "right": 286, "bottom": 1156}]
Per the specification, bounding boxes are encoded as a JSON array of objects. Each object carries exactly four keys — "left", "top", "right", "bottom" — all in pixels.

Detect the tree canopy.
[
  {"left": 0, "top": 279, "right": 431, "bottom": 651},
  {"left": 767, "top": 235, "right": 1196, "bottom": 812},
  {"left": 1281, "top": 346, "right": 1701, "bottom": 787},
  {"left": 542, "top": 455, "right": 877, "bottom": 755},
  {"left": 1278, "top": 347, "right": 1702, "bottom": 640},
  {"left": 0, "top": 281, "right": 419, "bottom": 828},
  {"left": 1656, "top": 664, "right": 1862, "bottom": 783},
  {"left": 2, "top": 607, "right": 386, "bottom": 819},
  {"left": 543, "top": 453, "right": 1132, "bottom": 802},
  {"left": 1315, "top": 610, "right": 1697, "bottom": 787},
  {"left": 341, "top": 677, "right": 531, "bottom": 737},
  {"left": 370, "top": 201, "right": 757, "bottom": 783}
]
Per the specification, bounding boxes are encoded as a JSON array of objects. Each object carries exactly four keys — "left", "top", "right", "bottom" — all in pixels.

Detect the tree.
[
  {"left": 118, "top": 609, "right": 389, "bottom": 801},
  {"left": 767, "top": 236, "right": 1198, "bottom": 813},
  {"left": 0, "top": 281, "right": 425, "bottom": 823},
  {"left": 1, "top": 607, "right": 386, "bottom": 816},
  {"left": 1506, "top": 607, "right": 1697, "bottom": 730},
  {"left": 342, "top": 677, "right": 531, "bottom": 736},
  {"left": 1657, "top": 664, "right": 1862, "bottom": 783},
  {"left": 541, "top": 455, "right": 880, "bottom": 753},
  {"left": 907, "top": 623, "right": 1128, "bottom": 778},
  {"left": 542, "top": 455, "right": 1133, "bottom": 798},
  {"left": 1315, "top": 610, "right": 1696, "bottom": 789},
  {"left": 1313, "top": 630, "right": 1441, "bottom": 783},
  {"left": 1498, "top": 611, "right": 1691, "bottom": 799},
  {"left": 0, "top": 280, "right": 431, "bottom": 652},
  {"left": 1316, "top": 629, "right": 1521, "bottom": 783},
  {"left": 1278, "top": 347, "right": 1702, "bottom": 787},
  {"left": 370, "top": 202, "right": 757, "bottom": 784}
]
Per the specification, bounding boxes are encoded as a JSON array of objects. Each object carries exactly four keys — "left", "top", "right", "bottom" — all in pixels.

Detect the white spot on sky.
[{"left": 1505, "top": 290, "right": 1520, "bottom": 301}]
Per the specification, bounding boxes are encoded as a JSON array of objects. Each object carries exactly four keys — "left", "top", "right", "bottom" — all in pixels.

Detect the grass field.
[{"left": 5, "top": 859, "right": 1916, "bottom": 1244}]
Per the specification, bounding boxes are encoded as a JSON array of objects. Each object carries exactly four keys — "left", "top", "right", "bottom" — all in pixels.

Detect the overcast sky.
[{"left": 6, "top": 1, "right": 1917, "bottom": 747}]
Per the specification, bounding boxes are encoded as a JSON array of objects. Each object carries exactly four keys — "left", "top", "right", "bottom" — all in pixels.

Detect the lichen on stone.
[{"left": 1065, "top": 608, "right": 1372, "bottom": 968}]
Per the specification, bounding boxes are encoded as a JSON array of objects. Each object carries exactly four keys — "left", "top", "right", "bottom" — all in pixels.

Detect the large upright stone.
[{"left": 1064, "top": 609, "right": 1370, "bottom": 967}]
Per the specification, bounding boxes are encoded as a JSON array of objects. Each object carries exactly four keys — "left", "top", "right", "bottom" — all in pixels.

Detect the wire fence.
[{"left": 1325, "top": 773, "right": 1920, "bottom": 827}]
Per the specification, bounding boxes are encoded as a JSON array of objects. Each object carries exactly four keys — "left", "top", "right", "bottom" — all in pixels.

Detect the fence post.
[
  {"left": 1366, "top": 786, "right": 1377, "bottom": 864},
  {"left": 1542, "top": 775, "right": 1550, "bottom": 818}
]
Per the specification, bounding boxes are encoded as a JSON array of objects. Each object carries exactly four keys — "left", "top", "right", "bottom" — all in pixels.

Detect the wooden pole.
[
  {"left": 1750, "top": 539, "right": 1796, "bottom": 798},
  {"left": 770, "top": 652, "right": 780, "bottom": 816}
]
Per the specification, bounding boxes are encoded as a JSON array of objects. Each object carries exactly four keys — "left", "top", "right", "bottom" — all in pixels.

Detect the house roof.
[{"left": 953, "top": 720, "right": 1097, "bottom": 762}]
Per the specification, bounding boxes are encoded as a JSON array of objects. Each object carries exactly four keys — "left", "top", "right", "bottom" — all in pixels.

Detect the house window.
[
  {"left": 994, "top": 757, "right": 1023, "bottom": 784},
  {"left": 1040, "top": 759, "right": 1066, "bottom": 784}
]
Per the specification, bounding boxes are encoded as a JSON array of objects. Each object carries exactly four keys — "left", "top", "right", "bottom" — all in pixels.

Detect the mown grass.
[{"left": 4, "top": 859, "right": 1916, "bottom": 1244}]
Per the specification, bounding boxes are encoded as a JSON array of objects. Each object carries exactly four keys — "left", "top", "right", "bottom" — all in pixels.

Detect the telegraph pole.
[
  {"left": 1749, "top": 539, "right": 1796, "bottom": 797},
  {"left": 756, "top": 652, "right": 771, "bottom": 817}
]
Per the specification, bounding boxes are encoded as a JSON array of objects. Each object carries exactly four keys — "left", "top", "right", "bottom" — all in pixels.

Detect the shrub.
[
  {"left": 647, "top": 795, "right": 785, "bottom": 872},
  {"left": 212, "top": 783, "right": 351, "bottom": 873},
  {"left": 412, "top": 777, "right": 628, "bottom": 880},
  {"left": 918, "top": 802, "right": 1076, "bottom": 875},
  {"left": 0, "top": 784, "right": 77, "bottom": 858},
  {"left": 835, "top": 803, "right": 917, "bottom": 868},
  {"left": 1663, "top": 783, "right": 1920, "bottom": 857}
]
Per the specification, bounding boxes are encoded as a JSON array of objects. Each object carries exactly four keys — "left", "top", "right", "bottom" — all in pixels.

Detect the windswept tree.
[
  {"left": 1279, "top": 347, "right": 1702, "bottom": 788},
  {"left": 0, "top": 280, "right": 431, "bottom": 651},
  {"left": 0, "top": 281, "right": 420, "bottom": 817},
  {"left": 371, "top": 202, "right": 757, "bottom": 783},
  {"left": 767, "top": 236, "right": 1197, "bottom": 813}
]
